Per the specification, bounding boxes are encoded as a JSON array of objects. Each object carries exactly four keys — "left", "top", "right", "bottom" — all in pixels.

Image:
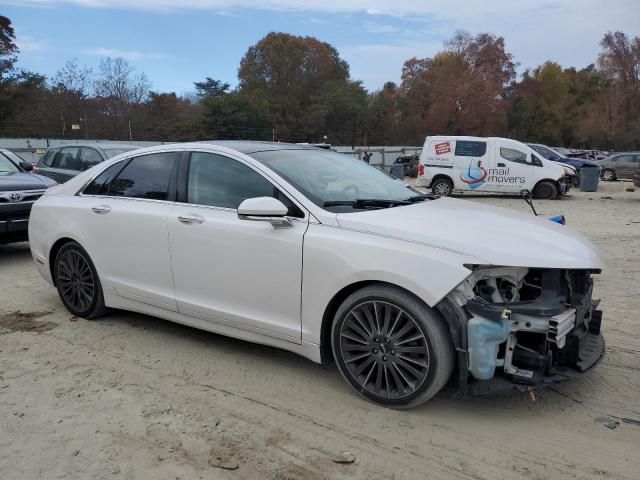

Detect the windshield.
[
  {"left": 104, "top": 147, "right": 138, "bottom": 158},
  {"left": 251, "top": 149, "right": 423, "bottom": 211},
  {"left": 0, "top": 153, "right": 20, "bottom": 173}
]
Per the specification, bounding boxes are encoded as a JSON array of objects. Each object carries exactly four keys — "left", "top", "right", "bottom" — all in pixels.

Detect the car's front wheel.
[
  {"left": 331, "top": 285, "right": 454, "bottom": 408},
  {"left": 600, "top": 168, "right": 616, "bottom": 181},
  {"left": 54, "top": 241, "right": 107, "bottom": 319}
]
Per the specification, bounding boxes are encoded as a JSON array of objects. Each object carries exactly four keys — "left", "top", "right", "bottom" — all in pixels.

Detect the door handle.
[
  {"left": 497, "top": 162, "right": 506, "bottom": 167},
  {"left": 178, "top": 214, "right": 205, "bottom": 225},
  {"left": 91, "top": 205, "right": 111, "bottom": 215}
]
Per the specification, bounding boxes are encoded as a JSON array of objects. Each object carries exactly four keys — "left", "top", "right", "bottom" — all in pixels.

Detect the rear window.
[
  {"left": 455, "top": 141, "right": 487, "bottom": 157},
  {"left": 109, "top": 152, "right": 178, "bottom": 200}
]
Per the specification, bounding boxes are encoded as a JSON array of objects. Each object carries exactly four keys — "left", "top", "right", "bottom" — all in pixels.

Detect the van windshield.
[{"left": 251, "top": 149, "right": 427, "bottom": 211}]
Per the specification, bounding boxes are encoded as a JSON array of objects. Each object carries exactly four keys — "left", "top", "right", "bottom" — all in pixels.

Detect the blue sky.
[{"left": 3, "top": 1, "right": 640, "bottom": 94}]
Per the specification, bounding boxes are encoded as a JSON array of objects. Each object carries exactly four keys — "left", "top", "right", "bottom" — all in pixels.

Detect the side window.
[
  {"left": 40, "top": 149, "right": 56, "bottom": 166},
  {"left": 109, "top": 152, "right": 178, "bottom": 200},
  {"left": 52, "top": 147, "right": 82, "bottom": 171},
  {"left": 186, "top": 152, "right": 303, "bottom": 217},
  {"left": 80, "top": 148, "right": 103, "bottom": 170},
  {"left": 454, "top": 141, "right": 487, "bottom": 157},
  {"left": 500, "top": 147, "right": 528, "bottom": 164},
  {"left": 83, "top": 163, "right": 126, "bottom": 196}
]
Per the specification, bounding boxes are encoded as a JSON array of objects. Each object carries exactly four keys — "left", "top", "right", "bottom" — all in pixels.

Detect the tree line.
[{"left": 0, "top": 16, "right": 638, "bottom": 150}]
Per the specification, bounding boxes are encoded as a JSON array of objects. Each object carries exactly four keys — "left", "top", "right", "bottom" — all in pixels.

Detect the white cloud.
[
  {"left": 8, "top": 0, "right": 640, "bottom": 88},
  {"left": 82, "top": 47, "right": 166, "bottom": 61},
  {"left": 341, "top": 42, "right": 442, "bottom": 90}
]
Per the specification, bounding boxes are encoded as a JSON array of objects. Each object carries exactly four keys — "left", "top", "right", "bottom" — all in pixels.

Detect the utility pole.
[
  {"left": 272, "top": 127, "right": 275, "bottom": 142},
  {"left": 128, "top": 121, "right": 133, "bottom": 142}
]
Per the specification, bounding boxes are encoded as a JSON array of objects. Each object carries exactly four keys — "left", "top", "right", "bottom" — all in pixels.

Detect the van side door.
[{"left": 452, "top": 139, "right": 490, "bottom": 191}]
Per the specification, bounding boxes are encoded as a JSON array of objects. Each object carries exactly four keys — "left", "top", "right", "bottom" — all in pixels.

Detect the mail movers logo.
[
  {"left": 460, "top": 161, "right": 488, "bottom": 189},
  {"left": 460, "top": 161, "right": 526, "bottom": 189}
]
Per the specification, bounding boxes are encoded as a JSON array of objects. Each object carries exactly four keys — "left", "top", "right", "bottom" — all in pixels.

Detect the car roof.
[
  {"left": 47, "top": 143, "right": 142, "bottom": 151},
  {"left": 194, "top": 140, "right": 320, "bottom": 154}
]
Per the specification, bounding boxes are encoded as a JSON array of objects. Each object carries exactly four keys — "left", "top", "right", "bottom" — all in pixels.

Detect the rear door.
[
  {"left": 452, "top": 139, "right": 490, "bottom": 191},
  {"left": 48, "top": 146, "right": 83, "bottom": 183},
  {"left": 615, "top": 154, "right": 639, "bottom": 178},
  {"left": 78, "top": 150, "right": 180, "bottom": 310}
]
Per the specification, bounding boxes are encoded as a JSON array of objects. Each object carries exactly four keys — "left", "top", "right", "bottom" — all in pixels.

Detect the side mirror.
[
  {"left": 237, "top": 197, "right": 292, "bottom": 229},
  {"left": 20, "top": 161, "right": 34, "bottom": 172}
]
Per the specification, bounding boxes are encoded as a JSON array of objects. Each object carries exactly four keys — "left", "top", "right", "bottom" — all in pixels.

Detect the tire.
[
  {"left": 600, "top": 169, "right": 616, "bottom": 182},
  {"left": 431, "top": 178, "right": 453, "bottom": 197},
  {"left": 533, "top": 181, "right": 558, "bottom": 200},
  {"left": 54, "top": 241, "right": 107, "bottom": 319},
  {"left": 331, "top": 285, "right": 454, "bottom": 409}
]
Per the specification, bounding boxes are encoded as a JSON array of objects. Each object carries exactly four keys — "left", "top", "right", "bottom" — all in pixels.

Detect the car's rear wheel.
[
  {"left": 54, "top": 242, "right": 107, "bottom": 319},
  {"left": 431, "top": 178, "right": 453, "bottom": 197},
  {"left": 600, "top": 169, "right": 616, "bottom": 181},
  {"left": 331, "top": 285, "right": 454, "bottom": 408},
  {"left": 534, "top": 181, "right": 558, "bottom": 200}
]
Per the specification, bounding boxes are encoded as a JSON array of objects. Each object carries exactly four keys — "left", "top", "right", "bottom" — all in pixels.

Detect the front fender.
[{"left": 301, "top": 223, "right": 480, "bottom": 344}]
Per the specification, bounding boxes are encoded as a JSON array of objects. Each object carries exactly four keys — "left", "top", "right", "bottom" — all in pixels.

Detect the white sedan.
[{"left": 29, "top": 142, "right": 606, "bottom": 408}]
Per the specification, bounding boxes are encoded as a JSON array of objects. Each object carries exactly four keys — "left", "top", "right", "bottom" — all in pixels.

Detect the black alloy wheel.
[
  {"left": 54, "top": 242, "right": 106, "bottom": 319},
  {"left": 332, "top": 285, "right": 454, "bottom": 408}
]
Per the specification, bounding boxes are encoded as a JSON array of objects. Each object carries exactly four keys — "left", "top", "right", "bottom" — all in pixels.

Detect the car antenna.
[{"left": 520, "top": 189, "right": 538, "bottom": 216}]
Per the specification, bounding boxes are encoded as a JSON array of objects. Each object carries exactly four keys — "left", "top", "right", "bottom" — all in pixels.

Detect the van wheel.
[
  {"left": 331, "top": 285, "right": 454, "bottom": 409},
  {"left": 431, "top": 178, "right": 453, "bottom": 197},
  {"left": 534, "top": 181, "right": 558, "bottom": 200}
]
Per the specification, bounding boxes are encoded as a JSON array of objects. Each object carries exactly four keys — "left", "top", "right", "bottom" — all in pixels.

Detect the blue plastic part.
[
  {"left": 467, "top": 317, "right": 510, "bottom": 380},
  {"left": 549, "top": 214, "right": 566, "bottom": 225}
]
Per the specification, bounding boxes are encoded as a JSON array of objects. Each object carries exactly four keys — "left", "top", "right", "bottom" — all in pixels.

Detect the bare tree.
[{"left": 94, "top": 57, "right": 150, "bottom": 138}]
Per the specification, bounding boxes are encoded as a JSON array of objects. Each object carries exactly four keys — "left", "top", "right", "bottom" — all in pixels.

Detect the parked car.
[
  {"left": 527, "top": 143, "right": 600, "bottom": 186},
  {"left": 0, "top": 148, "right": 57, "bottom": 244},
  {"left": 35, "top": 143, "right": 143, "bottom": 183},
  {"left": 29, "top": 141, "right": 605, "bottom": 408},
  {"left": 393, "top": 152, "right": 420, "bottom": 178},
  {"left": 596, "top": 152, "right": 640, "bottom": 181},
  {"left": 416, "top": 136, "right": 573, "bottom": 199}
]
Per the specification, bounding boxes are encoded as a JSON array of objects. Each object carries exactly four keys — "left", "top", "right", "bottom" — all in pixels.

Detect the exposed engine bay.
[{"left": 442, "top": 266, "right": 605, "bottom": 390}]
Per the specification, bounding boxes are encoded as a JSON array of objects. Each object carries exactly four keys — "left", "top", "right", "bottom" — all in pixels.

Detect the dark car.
[
  {"left": 393, "top": 152, "right": 420, "bottom": 178},
  {"left": 528, "top": 143, "right": 600, "bottom": 176},
  {"left": 0, "top": 148, "right": 57, "bottom": 244},
  {"left": 596, "top": 152, "right": 640, "bottom": 181},
  {"left": 35, "top": 143, "right": 142, "bottom": 183}
]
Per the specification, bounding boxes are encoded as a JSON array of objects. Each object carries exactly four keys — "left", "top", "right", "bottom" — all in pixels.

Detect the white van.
[{"left": 416, "top": 136, "right": 573, "bottom": 199}]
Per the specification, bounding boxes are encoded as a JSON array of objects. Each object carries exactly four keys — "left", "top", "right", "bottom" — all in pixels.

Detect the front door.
[
  {"left": 488, "top": 143, "right": 534, "bottom": 193},
  {"left": 168, "top": 151, "right": 308, "bottom": 342},
  {"left": 78, "top": 151, "right": 180, "bottom": 310}
]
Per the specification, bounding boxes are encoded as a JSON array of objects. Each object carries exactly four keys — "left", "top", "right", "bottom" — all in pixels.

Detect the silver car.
[
  {"left": 597, "top": 152, "right": 640, "bottom": 181},
  {"left": 35, "top": 143, "right": 143, "bottom": 184}
]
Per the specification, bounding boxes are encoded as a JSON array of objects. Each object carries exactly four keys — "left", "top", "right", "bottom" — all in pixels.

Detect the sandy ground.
[{"left": 1, "top": 181, "right": 639, "bottom": 480}]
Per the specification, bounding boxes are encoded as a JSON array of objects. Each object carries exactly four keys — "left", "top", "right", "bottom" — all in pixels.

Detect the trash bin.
[
  {"left": 390, "top": 164, "right": 405, "bottom": 179},
  {"left": 580, "top": 166, "right": 599, "bottom": 192}
]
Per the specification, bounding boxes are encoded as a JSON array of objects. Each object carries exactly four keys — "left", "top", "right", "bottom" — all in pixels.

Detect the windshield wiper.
[
  {"left": 323, "top": 198, "right": 410, "bottom": 208},
  {"left": 405, "top": 194, "right": 438, "bottom": 203}
]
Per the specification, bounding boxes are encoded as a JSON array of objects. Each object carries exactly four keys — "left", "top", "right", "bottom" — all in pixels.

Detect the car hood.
[
  {"left": 0, "top": 172, "right": 58, "bottom": 191},
  {"left": 336, "top": 197, "right": 602, "bottom": 270}
]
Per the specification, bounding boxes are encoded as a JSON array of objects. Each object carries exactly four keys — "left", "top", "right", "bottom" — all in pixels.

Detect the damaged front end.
[{"left": 437, "top": 266, "right": 605, "bottom": 394}]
